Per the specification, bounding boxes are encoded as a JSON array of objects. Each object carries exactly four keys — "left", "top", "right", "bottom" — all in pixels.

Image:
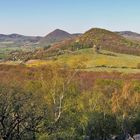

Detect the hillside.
[
  {"left": 39, "top": 29, "right": 80, "bottom": 47},
  {"left": 23, "top": 48, "right": 140, "bottom": 73},
  {"left": 78, "top": 28, "right": 140, "bottom": 56},
  {"left": 4, "top": 47, "right": 140, "bottom": 73}
]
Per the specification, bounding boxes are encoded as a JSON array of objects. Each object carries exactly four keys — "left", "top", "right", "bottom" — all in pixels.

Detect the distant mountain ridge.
[
  {"left": 116, "top": 31, "right": 140, "bottom": 41},
  {"left": 0, "top": 33, "right": 42, "bottom": 43},
  {"left": 1, "top": 29, "right": 140, "bottom": 48}
]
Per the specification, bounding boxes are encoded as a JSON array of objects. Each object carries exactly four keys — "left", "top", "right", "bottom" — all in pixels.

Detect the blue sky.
[{"left": 0, "top": 0, "right": 140, "bottom": 36}]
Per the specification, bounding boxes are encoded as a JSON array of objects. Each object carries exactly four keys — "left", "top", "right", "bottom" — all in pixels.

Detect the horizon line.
[{"left": 0, "top": 27, "right": 139, "bottom": 37}]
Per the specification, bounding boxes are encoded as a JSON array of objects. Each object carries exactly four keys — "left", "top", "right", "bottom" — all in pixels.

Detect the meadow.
[{"left": 24, "top": 48, "right": 140, "bottom": 73}]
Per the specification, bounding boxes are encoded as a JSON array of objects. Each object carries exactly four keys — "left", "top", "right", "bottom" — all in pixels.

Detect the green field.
[
  {"left": 24, "top": 48, "right": 140, "bottom": 73},
  {"left": 0, "top": 45, "right": 37, "bottom": 59},
  {"left": 1, "top": 46, "right": 140, "bottom": 73}
]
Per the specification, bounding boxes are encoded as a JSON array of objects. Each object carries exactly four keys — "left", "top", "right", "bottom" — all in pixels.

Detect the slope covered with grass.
[
  {"left": 78, "top": 28, "right": 140, "bottom": 56},
  {"left": 25, "top": 48, "right": 140, "bottom": 73}
]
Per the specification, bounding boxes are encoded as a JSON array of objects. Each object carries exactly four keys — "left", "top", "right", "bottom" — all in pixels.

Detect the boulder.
[{"left": 133, "top": 134, "right": 140, "bottom": 140}]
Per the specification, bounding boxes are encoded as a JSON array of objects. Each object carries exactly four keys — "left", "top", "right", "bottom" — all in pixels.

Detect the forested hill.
[{"left": 78, "top": 28, "right": 140, "bottom": 55}]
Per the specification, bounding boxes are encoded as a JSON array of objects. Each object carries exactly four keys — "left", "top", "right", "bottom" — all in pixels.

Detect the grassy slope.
[
  {"left": 78, "top": 28, "right": 140, "bottom": 56},
  {"left": 25, "top": 48, "right": 140, "bottom": 73}
]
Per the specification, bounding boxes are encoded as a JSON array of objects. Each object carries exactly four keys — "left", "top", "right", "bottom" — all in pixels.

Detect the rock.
[
  {"left": 133, "top": 134, "right": 140, "bottom": 140},
  {"left": 115, "top": 134, "right": 133, "bottom": 140}
]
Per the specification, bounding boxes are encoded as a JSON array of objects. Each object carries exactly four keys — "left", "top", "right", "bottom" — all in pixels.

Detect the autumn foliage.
[{"left": 0, "top": 64, "right": 140, "bottom": 139}]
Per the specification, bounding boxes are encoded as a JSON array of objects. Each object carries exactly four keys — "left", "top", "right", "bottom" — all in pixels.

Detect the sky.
[{"left": 0, "top": 0, "right": 140, "bottom": 36}]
